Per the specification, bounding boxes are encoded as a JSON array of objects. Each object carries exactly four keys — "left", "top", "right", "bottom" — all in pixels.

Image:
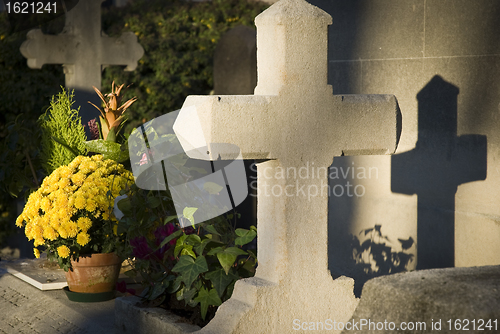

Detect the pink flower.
[{"left": 139, "top": 153, "right": 148, "bottom": 166}]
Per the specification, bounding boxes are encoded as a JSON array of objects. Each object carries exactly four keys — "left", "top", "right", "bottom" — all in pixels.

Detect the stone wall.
[{"left": 319, "top": 0, "right": 500, "bottom": 289}]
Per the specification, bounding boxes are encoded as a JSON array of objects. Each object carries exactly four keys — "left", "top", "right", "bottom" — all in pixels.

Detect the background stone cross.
[
  {"left": 175, "top": 0, "right": 402, "bottom": 332},
  {"left": 20, "top": 0, "right": 143, "bottom": 124}
]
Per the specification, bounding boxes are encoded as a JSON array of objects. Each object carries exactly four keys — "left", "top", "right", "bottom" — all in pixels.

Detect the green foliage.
[
  {"left": 39, "top": 88, "right": 88, "bottom": 175},
  {"left": 116, "top": 184, "right": 257, "bottom": 324},
  {"left": 101, "top": 0, "right": 268, "bottom": 135}
]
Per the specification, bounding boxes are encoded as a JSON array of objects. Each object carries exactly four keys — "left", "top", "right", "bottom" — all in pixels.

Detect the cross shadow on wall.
[{"left": 392, "top": 75, "right": 487, "bottom": 269}]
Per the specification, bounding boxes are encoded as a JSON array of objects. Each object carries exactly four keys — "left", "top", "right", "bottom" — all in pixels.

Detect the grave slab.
[
  {"left": 1, "top": 257, "right": 68, "bottom": 291},
  {"left": 0, "top": 269, "right": 116, "bottom": 334},
  {"left": 171, "top": 0, "right": 402, "bottom": 333},
  {"left": 345, "top": 265, "right": 500, "bottom": 334}
]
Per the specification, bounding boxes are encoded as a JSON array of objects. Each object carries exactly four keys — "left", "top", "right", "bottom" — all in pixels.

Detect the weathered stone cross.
[
  {"left": 175, "top": 0, "right": 401, "bottom": 332},
  {"left": 20, "top": 0, "right": 143, "bottom": 123}
]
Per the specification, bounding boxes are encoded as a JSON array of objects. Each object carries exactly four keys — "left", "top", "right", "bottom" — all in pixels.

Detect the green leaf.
[
  {"left": 164, "top": 215, "right": 178, "bottom": 225},
  {"left": 207, "top": 246, "right": 224, "bottom": 256},
  {"left": 166, "top": 276, "right": 183, "bottom": 294},
  {"left": 205, "top": 268, "right": 239, "bottom": 298},
  {"left": 216, "top": 247, "right": 247, "bottom": 275},
  {"left": 149, "top": 283, "right": 166, "bottom": 300},
  {"left": 183, "top": 207, "right": 198, "bottom": 226},
  {"left": 235, "top": 228, "right": 257, "bottom": 246},
  {"left": 224, "top": 247, "right": 248, "bottom": 256},
  {"left": 159, "top": 229, "right": 182, "bottom": 248},
  {"left": 84, "top": 139, "right": 129, "bottom": 162},
  {"left": 193, "top": 238, "right": 219, "bottom": 256},
  {"left": 184, "top": 234, "right": 202, "bottom": 246},
  {"left": 203, "top": 224, "right": 221, "bottom": 236},
  {"left": 106, "top": 127, "right": 117, "bottom": 142},
  {"left": 176, "top": 286, "right": 197, "bottom": 303},
  {"left": 193, "top": 287, "right": 222, "bottom": 320},
  {"left": 174, "top": 234, "right": 188, "bottom": 257},
  {"left": 172, "top": 255, "right": 209, "bottom": 288},
  {"left": 203, "top": 181, "right": 224, "bottom": 194},
  {"left": 117, "top": 197, "right": 132, "bottom": 213},
  {"left": 51, "top": 136, "right": 79, "bottom": 157},
  {"left": 180, "top": 245, "right": 196, "bottom": 259}
]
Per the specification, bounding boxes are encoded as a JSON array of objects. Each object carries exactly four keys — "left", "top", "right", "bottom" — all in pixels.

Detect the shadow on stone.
[
  {"left": 391, "top": 75, "right": 487, "bottom": 269},
  {"left": 349, "top": 224, "right": 414, "bottom": 297}
]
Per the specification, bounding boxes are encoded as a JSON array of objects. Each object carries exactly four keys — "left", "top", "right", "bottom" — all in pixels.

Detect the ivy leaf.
[
  {"left": 159, "top": 229, "right": 182, "bottom": 249},
  {"left": 205, "top": 268, "right": 239, "bottom": 298},
  {"left": 193, "top": 287, "right": 222, "bottom": 320},
  {"left": 203, "top": 224, "right": 220, "bottom": 236},
  {"left": 184, "top": 234, "right": 202, "bottom": 246},
  {"left": 180, "top": 245, "right": 196, "bottom": 259},
  {"left": 194, "top": 238, "right": 223, "bottom": 256},
  {"left": 235, "top": 228, "right": 257, "bottom": 246},
  {"left": 183, "top": 207, "right": 198, "bottom": 226},
  {"left": 164, "top": 215, "right": 178, "bottom": 225},
  {"left": 172, "top": 255, "right": 208, "bottom": 288},
  {"left": 207, "top": 246, "right": 224, "bottom": 256},
  {"left": 216, "top": 247, "right": 248, "bottom": 274}
]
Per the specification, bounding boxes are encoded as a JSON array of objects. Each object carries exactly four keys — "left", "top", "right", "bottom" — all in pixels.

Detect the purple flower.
[
  {"left": 87, "top": 118, "right": 100, "bottom": 140},
  {"left": 130, "top": 236, "right": 152, "bottom": 260},
  {"left": 153, "top": 223, "right": 178, "bottom": 258}
]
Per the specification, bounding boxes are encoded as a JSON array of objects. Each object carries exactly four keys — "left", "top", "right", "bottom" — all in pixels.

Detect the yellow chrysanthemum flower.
[
  {"left": 43, "top": 226, "right": 58, "bottom": 241},
  {"left": 33, "top": 248, "right": 40, "bottom": 259},
  {"left": 16, "top": 215, "right": 24, "bottom": 228},
  {"left": 74, "top": 195, "right": 86, "bottom": 210},
  {"left": 17, "top": 155, "right": 134, "bottom": 265},
  {"left": 76, "top": 232, "right": 90, "bottom": 246},
  {"left": 86, "top": 199, "right": 97, "bottom": 213},
  {"left": 57, "top": 245, "right": 70, "bottom": 258},
  {"left": 77, "top": 217, "right": 92, "bottom": 231}
]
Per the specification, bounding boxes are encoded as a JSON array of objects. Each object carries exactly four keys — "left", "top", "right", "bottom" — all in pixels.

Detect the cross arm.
[
  {"left": 175, "top": 94, "right": 277, "bottom": 160},
  {"left": 20, "top": 29, "right": 75, "bottom": 69},
  {"left": 328, "top": 94, "right": 402, "bottom": 156},
  {"left": 100, "top": 33, "right": 144, "bottom": 71}
]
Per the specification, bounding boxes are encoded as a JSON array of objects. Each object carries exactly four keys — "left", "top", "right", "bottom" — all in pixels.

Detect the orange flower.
[{"left": 88, "top": 82, "right": 137, "bottom": 141}]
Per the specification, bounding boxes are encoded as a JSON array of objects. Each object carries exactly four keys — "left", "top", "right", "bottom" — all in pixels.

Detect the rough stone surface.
[
  {"left": 172, "top": 0, "right": 401, "bottom": 333},
  {"left": 318, "top": 0, "right": 500, "bottom": 290},
  {"left": 344, "top": 265, "right": 500, "bottom": 333},
  {"left": 115, "top": 296, "right": 201, "bottom": 334},
  {"left": 0, "top": 270, "right": 116, "bottom": 334}
]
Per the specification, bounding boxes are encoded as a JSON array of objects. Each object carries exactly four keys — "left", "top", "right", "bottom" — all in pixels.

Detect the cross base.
[{"left": 199, "top": 273, "right": 358, "bottom": 334}]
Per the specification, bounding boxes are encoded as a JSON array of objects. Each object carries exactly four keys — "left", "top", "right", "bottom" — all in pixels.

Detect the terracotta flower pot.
[{"left": 65, "top": 253, "right": 122, "bottom": 293}]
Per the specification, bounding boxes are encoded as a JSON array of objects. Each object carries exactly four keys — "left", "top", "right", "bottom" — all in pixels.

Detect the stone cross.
[
  {"left": 175, "top": 0, "right": 401, "bottom": 332},
  {"left": 20, "top": 0, "right": 144, "bottom": 124},
  {"left": 392, "top": 76, "right": 487, "bottom": 270}
]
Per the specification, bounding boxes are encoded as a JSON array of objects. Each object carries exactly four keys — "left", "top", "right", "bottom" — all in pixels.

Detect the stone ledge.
[
  {"left": 115, "top": 296, "right": 201, "bottom": 334},
  {"left": 344, "top": 265, "right": 500, "bottom": 333}
]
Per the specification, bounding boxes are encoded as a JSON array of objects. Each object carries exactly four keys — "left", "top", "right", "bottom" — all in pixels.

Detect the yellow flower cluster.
[{"left": 16, "top": 155, "right": 134, "bottom": 259}]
